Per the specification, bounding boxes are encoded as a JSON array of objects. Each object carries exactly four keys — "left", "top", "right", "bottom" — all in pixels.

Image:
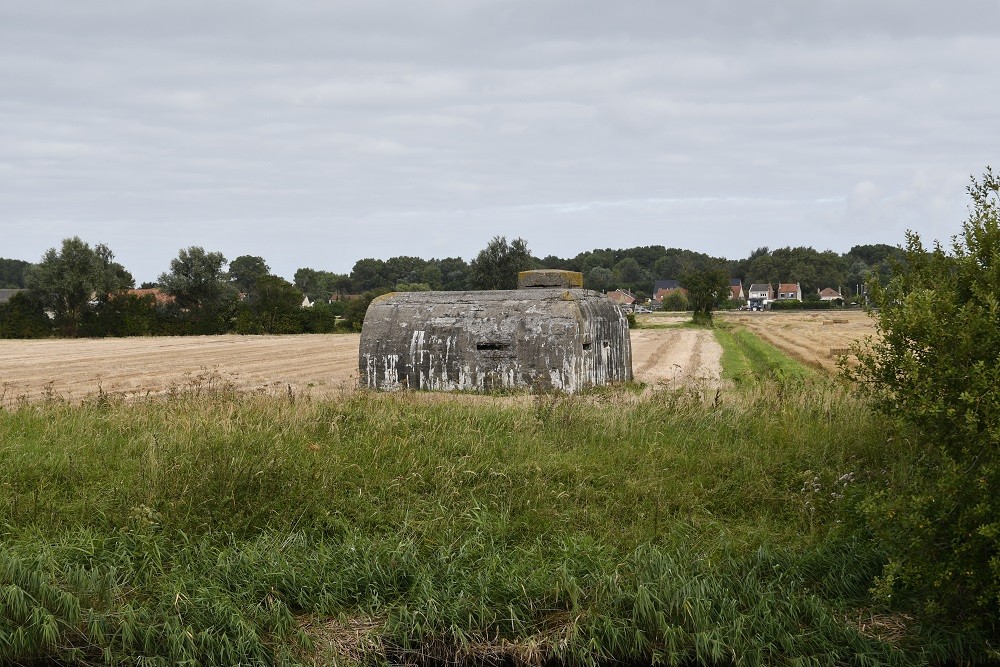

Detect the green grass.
[
  {"left": 0, "top": 384, "right": 985, "bottom": 665},
  {"left": 715, "top": 326, "right": 816, "bottom": 384},
  {"left": 632, "top": 312, "right": 696, "bottom": 329}
]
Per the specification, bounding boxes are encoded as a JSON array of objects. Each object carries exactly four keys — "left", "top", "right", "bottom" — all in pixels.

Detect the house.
[
  {"left": 747, "top": 283, "right": 774, "bottom": 310},
  {"left": 127, "top": 288, "right": 175, "bottom": 306},
  {"left": 776, "top": 283, "right": 802, "bottom": 301},
  {"left": 730, "top": 279, "right": 745, "bottom": 301},
  {"left": 653, "top": 286, "right": 687, "bottom": 303},
  {"left": 651, "top": 280, "right": 685, "bottom": 304},
  {"left": 606, "top": 289, "right": 636, "bottom": 307},
  {"left": 818, "top": 287, "right": 843, "bottom": 302},
  {"left": 301, "top": 295, "right": 313, "bottom": 308},
  {"left": 360, "top": 270, "right": 632, "bottom": 393},
  {"left": 652, "top": 279, "right": 680, "bottom": 294}
]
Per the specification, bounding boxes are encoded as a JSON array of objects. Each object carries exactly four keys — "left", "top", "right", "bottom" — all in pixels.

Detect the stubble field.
[
  {"left": 0, "top": 311, "right": 875, "bottom": 403},
  {"left": 718, "top": 309, "right": 876, "bottom": 373}
]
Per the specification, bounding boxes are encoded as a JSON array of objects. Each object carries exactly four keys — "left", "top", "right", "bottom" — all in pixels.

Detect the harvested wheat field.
[
  {"left": 0, "top": 328, "right": 721, "bottom": 403},
  {"left": 0, "top": 334, "right": 362, "bottom": 403},
  {"left": 719, "top": 309, "right": 876, "bottom": 374}
]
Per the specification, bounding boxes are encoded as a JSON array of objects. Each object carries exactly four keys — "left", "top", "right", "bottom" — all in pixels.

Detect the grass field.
[
  {"left": 1, "top": 379, "right": 984, "bottom": 665},
  {"left": 1, "top": 317, "right": 990, "bottom": 665}
]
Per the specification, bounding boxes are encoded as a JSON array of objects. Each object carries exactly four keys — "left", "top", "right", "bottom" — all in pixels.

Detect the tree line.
[
  {"left": 294, "top": 240, "right": 900, "bottom": 303},
  {"left": 0, "top": 235, "right": 900, "bottom": 338}
]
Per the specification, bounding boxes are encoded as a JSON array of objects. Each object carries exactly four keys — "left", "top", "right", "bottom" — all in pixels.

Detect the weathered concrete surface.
[
  {"left": 359, "top": 288, "right": 632, "bottom": 393},
  {"left": 517, "top": 269, "right": 584, "bottom": 289}
]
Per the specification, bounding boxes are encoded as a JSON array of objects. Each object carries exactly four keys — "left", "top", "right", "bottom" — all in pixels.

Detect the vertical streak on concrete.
[{"left": 359, "top": 288, "right": 632, "bottom": 393}]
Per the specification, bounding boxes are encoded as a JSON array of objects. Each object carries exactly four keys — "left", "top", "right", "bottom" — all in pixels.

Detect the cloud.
[{"left": 1, "top": 1, "right": 999, "bottom": 281}]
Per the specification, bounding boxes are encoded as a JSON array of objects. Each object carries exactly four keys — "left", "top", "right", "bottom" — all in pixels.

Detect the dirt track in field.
[
  {"left": 0, "top": 328, "right": 724, "bottom": 403},
  {"left": 629, "top": 328, "right": 723, "bottom": 388}
]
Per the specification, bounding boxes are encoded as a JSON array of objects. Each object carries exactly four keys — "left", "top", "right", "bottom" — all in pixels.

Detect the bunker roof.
[{"left": 517, "top": 269, "right": 584, "bottom": 289}]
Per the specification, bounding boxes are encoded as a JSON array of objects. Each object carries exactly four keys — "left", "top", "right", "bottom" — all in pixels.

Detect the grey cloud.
[{"left": 2, "top": 1, "right": 999, "bottom": 282}]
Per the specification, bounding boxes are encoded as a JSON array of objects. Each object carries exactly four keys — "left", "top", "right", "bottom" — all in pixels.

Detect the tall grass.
[{"left": 0, "top": 383, "right": 983, "bottom": 665}]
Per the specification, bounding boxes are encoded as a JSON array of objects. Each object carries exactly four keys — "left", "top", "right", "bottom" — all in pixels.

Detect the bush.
[
  {"left": 770, "top": 299, "right": 802, "bottom": 310},
  {"left": 79, "top": 293, "right": 158, "bottom": 337},
  {"left": 660, "top": 291, "right": 688, "bottom": 311},
  {"left": 848, "top": 168, "right": 1000, "bottom": 633},
  {"left": 301, "top": 301, "right": 340, "bottom": 333},
  {"left": 0, "top": 292, "right": 50, "bottom": 338}
]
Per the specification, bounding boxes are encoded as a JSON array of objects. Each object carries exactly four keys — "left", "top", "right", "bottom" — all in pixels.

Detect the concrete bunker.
[{"left": 359, "top": 270, "right": 632, "bottom": 393}]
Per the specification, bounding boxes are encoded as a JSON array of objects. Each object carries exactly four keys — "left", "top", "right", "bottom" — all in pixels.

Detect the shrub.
[
  {"left": 0, "top": 292, "right": 51, "bottom": 338},
  {"left": 80, "top": 293, "right": 158, "bottom": 337},
  {"left": 848, "top": 168, "right": 1000, "bottom": 633},
  {"left": 661, "top": 291, "right": 688, "bottom": 311},
  {"left": 770, "top": 299, "right": 802, "bottom": 310},
  {"left": 301, "top": 301, "right": 340, "bottom": 333}
]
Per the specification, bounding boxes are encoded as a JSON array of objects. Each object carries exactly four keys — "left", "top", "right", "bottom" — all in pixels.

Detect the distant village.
[{"left": 606, "top": 279, "right": 847, "bottom": 312}]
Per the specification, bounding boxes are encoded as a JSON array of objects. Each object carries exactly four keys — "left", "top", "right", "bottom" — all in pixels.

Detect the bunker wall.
[{"left": 359, "top": 289, "right": 631, "bottom": 393}]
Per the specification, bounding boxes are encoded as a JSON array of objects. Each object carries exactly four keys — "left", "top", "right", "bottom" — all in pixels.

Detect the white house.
[
  {"left": 776, "top": 282, "right": 802, "bottom": 301},
  {"left": 746, "top": 283, "right": 774, "bottom": 310}
]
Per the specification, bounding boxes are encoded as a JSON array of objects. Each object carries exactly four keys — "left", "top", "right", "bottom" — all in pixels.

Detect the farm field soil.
[
  {"left": 629, "top": 328, "right": 723, "bottom": 387},
  {"left": 0, "top": 328, "right": 722, "bottom": 402},
  {"left": 0, "top": 334, "right": 361, "bottom": 402},
  {"left": 717, "top": 309, "right": 876, "bottom": 374}
]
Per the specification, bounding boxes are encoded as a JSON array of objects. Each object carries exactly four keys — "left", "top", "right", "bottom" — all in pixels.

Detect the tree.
[
  {"left": 653, "top": 255, "right": 685, "bottom": 280},
  {"left": 24, "top": 237, "right": 134, "bottom": 337},
  {"left": 844, "top": 260, "right": 871, "bottom": 297},
  {"left": 158, "top": 247, "right": 238, "bottom": 333},
  {"left": 384, "top": 256, "right": 427, "bottom": 286},
  {"left": 293, "top": 267, "right": 322, "bottom": 300},
  {"left": 0, "top": 258, "right": 31, "bottom": 288},
  {"left": 350, "top": 258, "right": 390, "bottom": 292},
  {"left": 393, "top": 282, "right": 432, "bottom": 292},
  {"left": 539, "top": 254, "right": 569, "bottom": 270},
  {"left": 300, "top": 300, "right": 340, "bottom": 333},
  {"left": 614, "top": 257, "right": 649, "bottom": 294},
  {"left": 158, "top": 247, "right": 233, "bottom": 310},
  {"left": 849, "top": 168, "right": 1000, "bottom": 628},
  {"left": 342, "top": 289, "right": 391, "bottom": 331},
  {"left": 419, "top": 263, "right": 443, "bottom": 290},
  {"left": 328, "top": 274, "right": 352, "bottom": 299},
  {"left": 585, "top": 266, "right": 615, "bottom": 293},
  {"left": 436, "top": 257, "right": 470, "bottom": 291},
  {"left": 469, "top": 236, "right": 534, "bottom": 290},
  {"left": 229, "top": 255, "right": 270, "bottom": 299},
  {"left": 680, "top": 268, "right": 729, "bottom": 324},
  {"left": 235, "top": 275, "right": 304, "bottom": 334},
  {"left": 295, "top": 268, "right": 353, "bottom": 302}
]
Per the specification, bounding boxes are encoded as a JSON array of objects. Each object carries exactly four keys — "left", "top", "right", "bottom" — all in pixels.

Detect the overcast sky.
[{"left": 2, "top": 1, "right": 999, "bottom": 283}]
